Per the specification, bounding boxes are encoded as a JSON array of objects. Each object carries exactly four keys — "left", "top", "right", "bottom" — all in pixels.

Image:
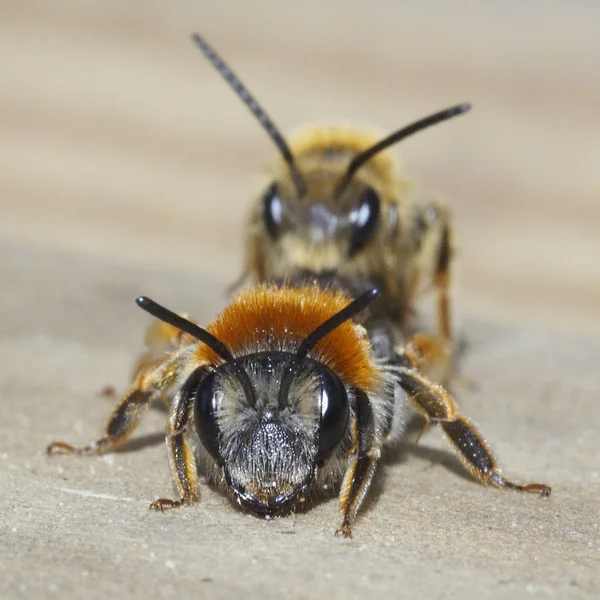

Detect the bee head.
[
  {"left": 192, "top": 352, "right": 349, "bottom": 515},
  {"left": 137, "top": 288, "right": 380, "bottom": 517},
  {"left": 190, "top": 33, "right": 470, "bottom": 278},
  {"left": 258, "top": 104, "right": 470, "bottom": 276}
]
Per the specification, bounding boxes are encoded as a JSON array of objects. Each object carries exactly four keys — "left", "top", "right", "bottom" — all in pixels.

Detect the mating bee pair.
[{"left": 47, "top": 33, "right": 550, "bottom": 537}]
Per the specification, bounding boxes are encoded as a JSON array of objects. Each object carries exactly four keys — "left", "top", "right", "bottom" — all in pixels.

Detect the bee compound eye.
[
  {"left": 193, "top": 370, "right": 221, "bottom": 461},
  {"left": 262, "top": 183, "right": 284, "bottom": 240},
  {"left": 348, "top": 186, "right": 380, "bottom": 256},
  {"left": 317, "top": 369, "right": 349, "bottom": 462}
]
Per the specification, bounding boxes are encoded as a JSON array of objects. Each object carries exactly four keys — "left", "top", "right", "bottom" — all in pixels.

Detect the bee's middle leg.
[{"left": 47, "top": 386, "right": 153, "bottom": 456}]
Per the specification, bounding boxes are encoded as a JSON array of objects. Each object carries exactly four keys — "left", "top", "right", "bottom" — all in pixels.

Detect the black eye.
[
  {"left": 317, "top": 368, "right": 349, "bottom": 462},
  {"left": 348, "top": 187, "right": 380, "bottom": 256},
  {"left": 262, "top": 183, "right": 284, "bottom": 240},
  {"left": 193, "top": 370, "right": 221, "bottom": 461}
]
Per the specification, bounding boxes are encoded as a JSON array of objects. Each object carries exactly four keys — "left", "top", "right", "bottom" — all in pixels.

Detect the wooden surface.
[{"left": 2, "top": 0, "right": 599, "bottom": 335}]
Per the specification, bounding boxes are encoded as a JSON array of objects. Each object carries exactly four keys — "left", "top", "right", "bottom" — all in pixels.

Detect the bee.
[
  {"left": 191, "top": 33, "right": 466, "bottom": 378},
  {"left": 47, "top": 286, "right": 549, "bottom": 537}
]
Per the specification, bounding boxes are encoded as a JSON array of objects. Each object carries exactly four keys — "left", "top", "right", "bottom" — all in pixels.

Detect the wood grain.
[{"left": 2, "top": 0, "right": 599, "bottom": 334}]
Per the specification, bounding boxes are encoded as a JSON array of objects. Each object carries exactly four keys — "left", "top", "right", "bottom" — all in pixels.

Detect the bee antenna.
[
  {"left": 191, "top": 33, "right": 307, "bottom": 197},
  {"left": 335, "top": 103, "right": 471, "bottom": 197},
  {"left": 136, "top": 296, "right": 258, "bottom": 405},
  {"left": 136, "top": 296, "right": 234, "bottom": 363},
  {"left": 297, "top": 288, "right": 381, "bottom": 360}
]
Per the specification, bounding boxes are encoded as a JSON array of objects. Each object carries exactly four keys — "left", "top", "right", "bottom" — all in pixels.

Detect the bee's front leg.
[
  {"left": 149, "top": 366, "right": 210, "bottom": 511},
  {"left": 47, "top": 386, "right": 154, "bottom": 456},
  {"left": 336, "top": 389, "right": 380, "bottom": 538}
]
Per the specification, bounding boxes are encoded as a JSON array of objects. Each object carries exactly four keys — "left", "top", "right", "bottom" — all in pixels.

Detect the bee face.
[
  {"left": 191, "top": 352, "right": 350, "bottom": 516},
  {"left": 258, "top": 165, "right": 383, "bottom": 278}
]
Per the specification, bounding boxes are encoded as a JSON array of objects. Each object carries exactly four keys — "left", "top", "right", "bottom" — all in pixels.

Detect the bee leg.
[
  {"left": 411, "top": 202, "right": 453, "bottom": 342},
  {"left": 434, "top": 216, "right": 453, "bottom": 342},
  {"left": 46, "top": 358, "right": 178, "bottom": 456},
  {"left": 46, "top": 387, "right": 153, "bottom": 456},
  {"left": 149, "top": 383, "right": 199, "bottom": 511},
  {"left": 335, "top": 389, "right": 380, "bottom": 538},
  {"left": 131, "top": 318, "right": 189, "bottom": 393},
  {"left": 391, "top": 355, "right": 551, "bottom": 496}
]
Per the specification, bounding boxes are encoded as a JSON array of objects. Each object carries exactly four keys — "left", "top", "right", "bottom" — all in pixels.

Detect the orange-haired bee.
[
  {"left": 192, "top": 33, "right": 465, "bottom": 355},
  {"left": 48, "top": 286, "right": 550, "bottom": 537}
]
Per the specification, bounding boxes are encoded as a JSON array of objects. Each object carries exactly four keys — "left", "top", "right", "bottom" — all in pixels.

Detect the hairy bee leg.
[
  {"left": 47, "top": 355, "right": 180, "bottom": 457},
  {"left": 150, "top": 368, "right": 208, "bottom": 511},
  {"left": 392, "top": 361, "right": 551, "bottom": 496},
  {"left": 149, "top": 402, "right": 198, "bottom": 512},
  {"left": 336, "top": 389, "right": 379, "bottom": 538},
  {"left": 131, "top": 319, "right": 189, "bottom": 399},
  {"left": 53, "top": 318, "right": 183, "bottom": 453},
  {"left": 149, "top": 430, "right": 198, "bottom": 511},
  {"left": 46, "top": 387, "right": 152, "bottom": 456}
]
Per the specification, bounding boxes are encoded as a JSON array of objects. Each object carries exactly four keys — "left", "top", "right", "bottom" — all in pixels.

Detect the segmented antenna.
[
  {"left": 278, "top": 288, "right": 381, "bottom": 407},
  {"left": 136, "top": 296, "right": 258, "bottom": 405},
  {"left": 335, "top": 103, "right": 471, "bottom": 197},
  {"left": 136, "top": 296, "right": 234, "bottom": 362},
  {"left": 191, "top": 33, "right": 307, "bottom": 196}
]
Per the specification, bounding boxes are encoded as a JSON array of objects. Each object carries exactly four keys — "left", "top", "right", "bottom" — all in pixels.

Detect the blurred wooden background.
[{"left": 2, "top": 0, "right": 599, "bottom": 335}]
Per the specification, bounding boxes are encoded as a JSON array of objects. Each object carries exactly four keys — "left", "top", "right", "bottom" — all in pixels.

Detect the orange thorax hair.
[{"left": 194, "top": 285, "right": 380, "bottom": 392}]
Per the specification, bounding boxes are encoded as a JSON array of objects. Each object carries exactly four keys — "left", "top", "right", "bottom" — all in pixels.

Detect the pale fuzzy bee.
[
  {"left": 192, "top": 33, "right": 465, "bottom": 369},
  {"left": 48, "top": 286, "right": 550, "bottom": 538}
]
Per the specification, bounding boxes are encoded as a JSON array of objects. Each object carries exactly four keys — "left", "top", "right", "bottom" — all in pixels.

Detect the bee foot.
[
  {"left": 524, "top": 483, "right": 552, "bottom": 497},
  {"left": 46, "top": 441, "right": 76, "bottom": 455},
  {"left": 149, "top": 498, "right": 184, "bottom": 512},
  {"left": 334, "top": 521, "right": 353, "bottom": 539}
]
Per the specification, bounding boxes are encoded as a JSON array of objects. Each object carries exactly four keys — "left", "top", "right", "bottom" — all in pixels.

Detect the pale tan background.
[
  {"left": 2, "top": 0, "right": 600, "bottom": 335},
  {"left": 1, "top": 1, "right": 599, "bottom": 599}
]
